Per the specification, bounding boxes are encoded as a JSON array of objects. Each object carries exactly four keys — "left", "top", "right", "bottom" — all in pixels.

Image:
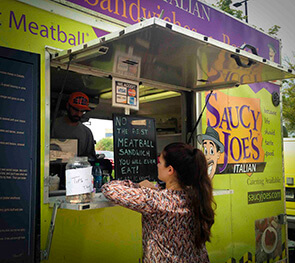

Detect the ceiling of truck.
[
  {"left": 50, "top": 66, "right": 180, "bottom": 110},
  {"left": 51, "top": 18, "right": 295, "bottom": 93}
]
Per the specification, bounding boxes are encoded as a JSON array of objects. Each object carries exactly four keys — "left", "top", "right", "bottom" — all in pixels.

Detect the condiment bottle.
[{"left": 92, "top": 163, "right": 103, "bottom": 193}]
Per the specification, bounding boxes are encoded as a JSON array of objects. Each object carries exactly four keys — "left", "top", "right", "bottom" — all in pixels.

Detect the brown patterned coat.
[{"left": 102, "top": 180, "right": 210, "bottom": 263}]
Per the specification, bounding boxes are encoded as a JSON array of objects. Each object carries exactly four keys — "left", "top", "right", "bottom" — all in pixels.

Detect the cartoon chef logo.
[
  {"left": 198, "top": 91, "right": 267, "bottom": 178},
  {"left": 197, "top": 126, "right": 224, "bottom": 180}
]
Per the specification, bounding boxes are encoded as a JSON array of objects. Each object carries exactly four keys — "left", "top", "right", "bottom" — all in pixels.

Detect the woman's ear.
[{"left": 168, "top": 165, "right": 175, "bottom": 175}]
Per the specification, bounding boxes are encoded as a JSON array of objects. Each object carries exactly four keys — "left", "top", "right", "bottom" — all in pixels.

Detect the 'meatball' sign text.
[{"left": 113, "top": 115, "right": 157, "bottom": 182}]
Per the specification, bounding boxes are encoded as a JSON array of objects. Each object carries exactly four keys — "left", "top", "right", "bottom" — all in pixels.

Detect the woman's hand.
[{"left": 139, "top": 180, "right": 158, "bottom": 189}]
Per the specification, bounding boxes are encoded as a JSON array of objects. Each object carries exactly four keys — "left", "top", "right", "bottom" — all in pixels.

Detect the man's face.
[
  {"left": 203, "top": 139, "right": 221, "bottom": 180},
  {"left": 67, "top": 104, "right": 85, "bottom": 123}
]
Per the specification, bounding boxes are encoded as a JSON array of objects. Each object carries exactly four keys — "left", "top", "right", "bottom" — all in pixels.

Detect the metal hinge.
[{"left": 40, "top": 201, "right": 61, "bottom": 261}]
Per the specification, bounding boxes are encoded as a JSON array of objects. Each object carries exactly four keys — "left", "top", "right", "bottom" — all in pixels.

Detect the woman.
[{"left": 102, "top": 142, "right": 215, "bottom": 262}]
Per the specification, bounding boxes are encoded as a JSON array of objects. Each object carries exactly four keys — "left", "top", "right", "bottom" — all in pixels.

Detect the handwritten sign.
[
  {"left": 113, "top": 115, "right": 158, "bottom": 182},
  {"left": 66, "top": 167, "right": 93, "bottom": 196}
]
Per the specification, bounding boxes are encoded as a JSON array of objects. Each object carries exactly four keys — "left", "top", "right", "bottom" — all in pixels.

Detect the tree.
[
  {"left": 282, "top": 83, "right": 295, "bottom": 135},
  {"left": 268, "top": 25, "right": 281, "bottom": 36},
  {"left": 96, "top": 137, "right": 113, "bottom": 151},
  {"left": 213, "top": 1, "right": 281, "bottom": 37},
  {"left": 213, "top": 0, "right": 246, "bottom": 20},
  {"left": 213, "top": 1, "right": 295, "bottom": 135},
  {"left": 282, "top": 59, "right": 295, "bottom": 136},
  {"left": 283, "top": 125, "right": 289, "bottom": 138}
]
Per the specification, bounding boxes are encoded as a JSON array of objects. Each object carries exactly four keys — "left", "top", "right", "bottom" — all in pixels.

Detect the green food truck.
[
  {"left": 1, "top": 0, "right": 295, "bottom": 262},
  {"left": 285, "top": 138, "right": 295, "bottom": 231}
]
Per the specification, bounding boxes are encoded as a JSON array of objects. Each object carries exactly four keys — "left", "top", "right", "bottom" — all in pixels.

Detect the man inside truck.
[{"left": 51, "top": 91, "right": 96, "bottom": 161}]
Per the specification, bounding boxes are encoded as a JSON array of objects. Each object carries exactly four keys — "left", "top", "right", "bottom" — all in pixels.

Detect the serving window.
[{"left": 45, "top": 50, "right": 188, "bottom": 204}]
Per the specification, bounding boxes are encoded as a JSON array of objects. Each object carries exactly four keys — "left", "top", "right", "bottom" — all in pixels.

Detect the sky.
[
  {"left": 84, "top": 119, "right": 113, "bottom": 143},
  {"left": 203, "top": 0, "right": 295, "bottom": 64}
]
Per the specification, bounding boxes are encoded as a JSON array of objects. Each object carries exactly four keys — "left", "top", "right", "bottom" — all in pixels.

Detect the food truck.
[
  {"left": 284, "top": 138, "right": 295, "bottom": 233},
  {"left": 1, "top": 0, "right": 294, "bottom": 262}
]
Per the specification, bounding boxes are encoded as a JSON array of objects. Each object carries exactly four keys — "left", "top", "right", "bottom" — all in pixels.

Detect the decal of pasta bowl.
[{"left": 261, "top": 226, "right": 277, "bottom": 254}]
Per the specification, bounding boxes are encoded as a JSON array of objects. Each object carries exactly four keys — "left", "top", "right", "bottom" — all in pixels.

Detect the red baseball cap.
[{"left": 68, "top": 92, "right": 91, "bottom": 111}]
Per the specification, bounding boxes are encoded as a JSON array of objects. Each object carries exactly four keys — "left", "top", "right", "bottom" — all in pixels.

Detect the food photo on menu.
[{"left": 255, "top": 216, "right": 282, "bottom": 262}]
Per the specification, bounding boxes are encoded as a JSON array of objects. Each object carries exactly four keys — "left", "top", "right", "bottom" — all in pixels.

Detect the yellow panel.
[
  {"left": 207, "top": 194, "right": 233, "bottom": 262},
  {"left": 286, "top": 201, "right": 295, "bottom": 209},
  {"left": 286, "top": 208, "right": 295, "bottom": 216},
  {"left": 49, "top": 206, "right": 142, "bottom": 263}
]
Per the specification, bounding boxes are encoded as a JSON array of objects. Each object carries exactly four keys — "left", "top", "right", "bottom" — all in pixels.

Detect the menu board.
[
  {"left": 113, "top": 114, "right": 158, "bottom": 182},
  {"left": 0, "top": 47, "right": 39, "bottom": 262}
]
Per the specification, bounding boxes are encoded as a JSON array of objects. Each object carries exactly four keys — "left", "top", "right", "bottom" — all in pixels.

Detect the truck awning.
[{"left": 51, "top": 18, "right": 294, "bottom": 92}]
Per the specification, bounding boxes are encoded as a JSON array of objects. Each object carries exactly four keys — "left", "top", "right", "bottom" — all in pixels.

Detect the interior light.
[
  {"left": 100, "top": 90, "right": 180, "bottom": 103},
  {"left": 139, "top": 91, "right": 180, "bottom": 103}
]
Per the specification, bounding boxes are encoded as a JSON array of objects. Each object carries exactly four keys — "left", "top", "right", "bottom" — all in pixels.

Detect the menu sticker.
[
  {"left": 66, "top": 167, "right": 93, "bottom": 196},
  {"left": 113, "top": 115, "right": 158, "bottom": 182},
  {"left": 112, "top": 78, "right": 139, "bottom": 110}
]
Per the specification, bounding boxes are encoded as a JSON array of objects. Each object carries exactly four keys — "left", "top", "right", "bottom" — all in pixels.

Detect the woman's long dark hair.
[{"left": 162, "top": 142, "right": 215, "bottom": 249}]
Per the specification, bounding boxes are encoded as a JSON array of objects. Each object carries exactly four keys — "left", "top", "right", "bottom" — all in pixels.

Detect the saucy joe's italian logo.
[{"left": 198, "top": 91, "right": 266, "bottom": 179}]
